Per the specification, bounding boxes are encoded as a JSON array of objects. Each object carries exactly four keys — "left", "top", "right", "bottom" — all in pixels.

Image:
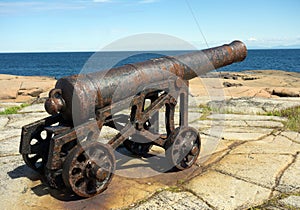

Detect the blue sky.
[{"left": 0, "top": 0, "right": 299, "bottom": 52}]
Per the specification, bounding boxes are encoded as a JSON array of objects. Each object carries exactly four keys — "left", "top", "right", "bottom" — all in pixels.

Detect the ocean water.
[{"left": 0, "top": 49, "right": 299, "bottom": 79}]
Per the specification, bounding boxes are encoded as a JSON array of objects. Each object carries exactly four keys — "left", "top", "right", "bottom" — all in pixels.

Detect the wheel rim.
[
  {"left": 62, "top": 142, "right": 115, "bottom": 197},
  {"left": 167, "top": 127, "right": 201, "bottom": 170},
  {"left": 22, "top": 129, "right": 52, "bottom": 172}
]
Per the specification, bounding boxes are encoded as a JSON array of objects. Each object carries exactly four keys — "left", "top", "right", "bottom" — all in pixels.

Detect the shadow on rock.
[
  {"left": 8, "top": 164, "right": 41, "bottom": 181},
  {"left": 30, "top": 183, "right": 83, "bottom": 202},
  {"left": 8, "top": 146, "right": 184, "bottom": 202},
  {"left": 115, "top": 146, "right": 177, "bottom": 174},
  {"left": 8, "top": 164, "right": 83, "bottom": 202}
]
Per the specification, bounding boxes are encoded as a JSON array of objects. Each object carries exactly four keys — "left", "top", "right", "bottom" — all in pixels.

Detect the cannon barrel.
[{"left": 45, "top": 40, "right": 247, "bottom": 123}]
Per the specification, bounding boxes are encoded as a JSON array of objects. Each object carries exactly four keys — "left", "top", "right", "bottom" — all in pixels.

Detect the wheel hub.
[{"left": 62, "top": 142, "right": 115, "bottom": 197}]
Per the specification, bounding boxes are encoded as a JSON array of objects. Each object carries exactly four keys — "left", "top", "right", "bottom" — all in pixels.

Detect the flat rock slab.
[
  {"left": 0, "top": 80, "right": 21, "bottom": 99},
  {"left": 197, "top": 135, "right": 235, "bottom": 164},
  {"left": 0, "top": 99, "right": 299, "bottom": 210},
  {"left": 207, "top": 113, "right": 287, "bottom": 122},
  {"left": 185, "top": 170, "right": 271, "bottom": 209},
  {"left": 280, "top": 131, "right": 300, "bottom": 144},
  {"left": 277, "top": 155, "right": 300, "bottom": 193},
  {"left": 279, "top": 195, "right": 300, "bottom": 209},
  {"left": 208, "top": 97, "right": 300, "bottom": 115},
  {"left": 0, "top": 136, "right": 20, "bottom": 157},
  {"left": 0, "top": 129, "right": 20, "bottom": 141},
  {"left": 230, "top": 135, "right": 300, "bottom": 155},
  {"left": 18, "top": 104, "right": 46, "bottom": 113},
  {"left": 60, "top": 166, "right": 204, "bottom": 210},
  {"left": 0, "top": 155, "right": 41, "bottom": 210},
  {"left": 245, "top": 120, "right": 284, "bottom": 128},
  {"left": 212, "top": 153, "right": 294, "bottom": 189},
  {"left": 202, "top": 127, "right": 273, "bottom": 141},
  {"left": 0, "top": 116, "right": 9, "bottom": 129},
  {"left": 220, "top": 128, "right": 273, "bottom": 141},
  {"left": 132, "top": 190, "right": 211, "bottom": 210},
  {"left": 194, "top": 120, "right": 248, "bottom": 128},
  {"left": 0, "top": 74, "right": 56, "bottom": 102},
  {"left": 6, "top": 113, "right": 49, "bottom": 129}
]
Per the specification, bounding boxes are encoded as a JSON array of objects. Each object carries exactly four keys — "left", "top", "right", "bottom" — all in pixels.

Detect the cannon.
[{"left": 19, "top": 41, "right": 247, "bottom": 197}]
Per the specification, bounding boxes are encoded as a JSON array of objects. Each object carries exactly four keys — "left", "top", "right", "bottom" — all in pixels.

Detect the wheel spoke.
[
  {"left": 172, "top": 143, "right": 181, "bottom": 151},
  {"left": 34, "top": 135, "right": 44, "bottom": 142},
  {"left": 73, "top": 162, "right": 86, "bottom": 172},
  {"left": 71, "top": 171, "right": 85, "bottom": 183},
  {"left": 46, "top": 132, "right": 53, "bottom": 141},
  {"left": 97, "top": 155, "right": 108, "bottom": 165},
  {"left": 28, "top": 154, "right": 41, "bottom": 164},
  {"left": 86, "top": 179, "right": 97, "bottom": 194}
]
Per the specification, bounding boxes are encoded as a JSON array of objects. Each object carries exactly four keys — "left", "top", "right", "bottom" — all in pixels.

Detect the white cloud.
[
  {"left": 243, "top": 36, "right": 300, "bottom": 49},
  {"left": 0, "top": 1, "right": 87, "bottom": 14},
  {"left": 248, "top": 37, "right": 257, "bottom": 41}
]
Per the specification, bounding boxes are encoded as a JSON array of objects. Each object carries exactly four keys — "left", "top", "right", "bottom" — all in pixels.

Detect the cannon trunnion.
[{"left": 20, "top": 41, "right": 247, "bottom": 197}]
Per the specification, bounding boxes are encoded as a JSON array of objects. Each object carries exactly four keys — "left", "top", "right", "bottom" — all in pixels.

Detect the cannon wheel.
[
  {"left": 165, "top": 127, "right": 201, "bottom": 170},
  {"left": 22, "top": 129, "right": 52, "bottom": 172},
  {"left": 62, "top": 141, "right": 115, "bottom": 197},
  {"left": 123, "top": 134, "right": 152, "bottom": 156}
]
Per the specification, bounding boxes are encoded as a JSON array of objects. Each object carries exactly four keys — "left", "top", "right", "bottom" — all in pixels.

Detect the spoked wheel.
[
  {"left": 62, "top": 142, "right": 115, "bottom": 197},
  {"left": 22, "top": 129, "right": 52, "bottom": 172},
  {"left": 123, "top": 134, "right": 152, "bottom": 156},
  {"left": 166, "top": 126, "right": 201, "bottom": 170}
]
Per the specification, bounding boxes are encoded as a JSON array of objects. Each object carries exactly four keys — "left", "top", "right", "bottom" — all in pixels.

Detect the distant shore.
[
  {"left": 0, "top": 70, "right": 300, "bottom": 103},
  {"left": 0, "top": 74, "right": 56, "bottom": 103},
  {"left": 190, "top": 69, "right": 300, "bottom": 99}
]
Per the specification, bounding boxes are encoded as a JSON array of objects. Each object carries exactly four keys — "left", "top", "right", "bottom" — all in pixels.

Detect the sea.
[{"left": 0, "top": 49, "right": 299, "bottom": 79}]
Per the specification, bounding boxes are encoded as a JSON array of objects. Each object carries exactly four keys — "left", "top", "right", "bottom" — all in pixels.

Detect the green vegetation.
[
  {"left": 0, "top": 103, "right": 29, "bottom": 115},
  {"left": 267, "top": 106, "right": 300, "bottom": 132},
  {"left": 248, "top": 192, "right": 300, "bottom": 210},
  {"left": 199, "top": 103, "right": 300, "bottom": 132},
  {"left": 165, "top": 186, "right": 183, "bottom": 193},
  {"left": 199, "top": 104, "right": 212, "bottom": 120}
]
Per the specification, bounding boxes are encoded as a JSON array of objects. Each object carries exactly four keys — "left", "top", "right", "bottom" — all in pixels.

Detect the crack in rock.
[
  {"left": 213, "top": 169, "right": 273, "bottom": 191},
  {"left": 270, "top": 152, "right": 300, "bottom": 198}
]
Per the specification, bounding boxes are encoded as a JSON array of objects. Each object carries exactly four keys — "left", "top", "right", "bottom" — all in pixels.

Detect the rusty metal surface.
[
  {"left": 19, "top": 114, "right": 62, "bottom": 171},
  {"left": 20, "top": 41, "right": 247, "bottom": 198},
  {"left": 62, "top": 141, "right": 115, "bottom": 198},
  {"left": 45, "top": 40, "right": 247, "bottom": 124},
  {"left": 165, "top": 126, "right": 201, "bottom": 170}
]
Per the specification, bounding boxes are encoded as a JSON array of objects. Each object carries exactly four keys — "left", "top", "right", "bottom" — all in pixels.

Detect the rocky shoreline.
[
  {"left": 0, "top": 70, "right": 300, "bottom": 209},
  {"left": 1, "top": 70, "right": 300, "bottom": 104},
  {"left": 189, "top": 70, "right": 300, "bottom": 99},
  {"left": 0, "top": 74, "right": 56, "bottom": 103}
]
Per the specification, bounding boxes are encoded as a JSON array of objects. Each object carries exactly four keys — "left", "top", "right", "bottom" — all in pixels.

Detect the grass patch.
[
  {"left": 0, "top": 103, "right": 30, "bottom": 115},
  {"left": 248, "top": 192, "right": 300, "bottom": 210},
  {"left": 266, "top": 106, "right": 300, "bottom": 132},
  {"left": 199, "top": 104, "right": 300, "bottom": 132},
  {"left": 165, "top": 185, "right": 183, "bottom": 193},
  {"left": 199, "top": 104, "right": 212, "bottom": 120}
]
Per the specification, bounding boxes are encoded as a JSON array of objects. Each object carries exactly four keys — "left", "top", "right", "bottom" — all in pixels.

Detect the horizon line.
[{"left": 1, "top": 47, "right": 300, "bottom": 53}]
